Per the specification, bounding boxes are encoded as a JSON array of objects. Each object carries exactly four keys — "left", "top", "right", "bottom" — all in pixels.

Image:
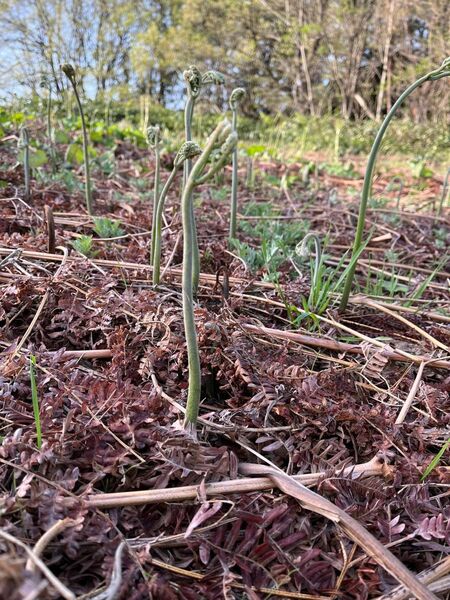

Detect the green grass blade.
[
  {"left": 30, "top": 355, "right": 42, "bottom": 449},
  {"left": 421, "top": 438, "right": 450, "bottom": 481}
]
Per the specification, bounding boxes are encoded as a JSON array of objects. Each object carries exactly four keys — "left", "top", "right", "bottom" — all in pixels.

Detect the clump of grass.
[
  {"left": 71, "top": 235, "right": 98, "bottom": 257},
  {"left": 61, "top": 63, "right": 93, "bottom": 215},
  {"left": 93, "top": 217, "right": 124, "bottom": 239},
  {"left": 229, "top": 87, "right": 245, "bottom": 241},
  {"left": 340, "top": 57, "right": 450, "bottom": 311},
  {"left": 29, "top": 355, "right": 42, "bottom": 449}
]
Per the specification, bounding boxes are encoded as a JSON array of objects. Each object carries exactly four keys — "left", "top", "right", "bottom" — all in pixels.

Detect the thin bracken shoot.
[
  {"left": 229, "top": 87, "right": 246, "bottom": 241},
  {"left": 40, "top": 75, "right": 56, "bottom": 174},
  {"left": 18, "top": 126, "right": 30, "bottom": 202},
  {"left": 61, "top": 63, "right": 94, "bottom": 215},
  {"left": 340, "top": 56, "right": 450, "bottom": 311},
  {"left": 181, "top": 120, "right": 237, "bottom": 435},
  {"left": 437, "top": 166, "right": 450, "bottom": 216},
  {"left": 152, "top": 142, "right": 202, "bottom": 286},
  {"left": 147, "top": 125, "right": 162, "bottom": 267},
  {"left": 183, "top": 65, "right": 225, "bottom": 294}
]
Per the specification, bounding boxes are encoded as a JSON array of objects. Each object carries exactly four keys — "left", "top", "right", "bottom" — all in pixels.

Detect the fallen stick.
[
  {"left": 242, "top": 324, "right": 450, "bottom": 370},
  {"left": 375, "top": 557, "right": 450, "bottom": 600},
  {"left": 86, "top": 454, "right": 387, "bottom": 509}
]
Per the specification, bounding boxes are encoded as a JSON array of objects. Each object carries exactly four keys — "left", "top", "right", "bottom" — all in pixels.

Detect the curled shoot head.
[
  {"left": 183, "top": 65, "right": 202, "bottom": 98},
  {"left": 18, "top": 126, "right": 29, "bottom": 148},
  {"left": 174, "top": 141, "right": 202, "bottom": 166},
  {"left": 146, "top": 125, "right": 161, "bottom": 147},
  {"left": 429, "top": 56, "right": 450, "bottom": 80},
  {"left": 295, "top": 232, "right": 322, "bottom": 261},
  {"left": 61, "top": 63, "right": 76, "bottom": 84},
  {"left": 229, "top": 87, "right": 246, "bottom": 110},
  {"left": 202, "top": 70, "right": 225, "bottom": 86}
]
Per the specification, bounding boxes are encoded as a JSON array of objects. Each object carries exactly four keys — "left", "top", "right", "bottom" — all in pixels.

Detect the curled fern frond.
[
  {"left": 202, "top": 70, "right": 225, "bottom": 86},
  {"left": 430, "top": 56, "right": 450, "bottom": 79},
  {"left": 146, "top": 125, "right": 161, "bottom": 147},
  {"left": 217, "top": 131, "right": 238, "bottom": 159},
  {"left": 183, "top": 65, "right": 202, "bottom": 97},
  {"left": 229, "top": 87, "right": 246, "bottom": 110},
  {"left": 61, "top": 63, "right": 76, "bottom": 82},
  {"left": 17, "top": 126, "right": 29, "bottom": 149},
  {"left": 175, "top": 141, "right": 202, "bottom": 166}
]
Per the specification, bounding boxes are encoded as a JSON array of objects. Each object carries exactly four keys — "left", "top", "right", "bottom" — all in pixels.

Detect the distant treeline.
[{"left": 2, "top": 0, "right": 449, "bottom": 122}]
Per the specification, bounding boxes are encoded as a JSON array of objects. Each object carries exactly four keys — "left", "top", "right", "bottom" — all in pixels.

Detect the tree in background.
[{"left": 0, "top": 0, "right": 448, "bottom": 121}]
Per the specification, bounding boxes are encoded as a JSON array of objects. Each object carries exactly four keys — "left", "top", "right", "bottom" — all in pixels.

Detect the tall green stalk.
[
  {"left": 147, "top": 125, "right": 161, "bottom": 267},
  {"left": 437, "top": 167, "right": 450, "bottom": 217},
  {"left": 18, "top": 126, "right": 30, "bottom": 202},
  {"left": 61, "top": 63, "right": 93, "bottom": 215},
  {"left": 229, "top": 88, "right": 245, "bottom": 241},
  {"left": 182, "top": 121, "right": 236, "bottom": 435},
  {"left": 152, "top": 142, "right": 201, "bottom": 286},
  {"left": 183, "top": 66, "right": 225, "bottom": 294},
  {"left": 40, "top": 76, "right": 56, "bottom": 174},
  {"left": 340, "top": 57, "right": 450, "bottom": 311}
]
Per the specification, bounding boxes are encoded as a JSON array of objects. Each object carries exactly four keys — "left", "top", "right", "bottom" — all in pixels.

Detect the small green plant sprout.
[
  {"left": 183, "top": 65, "right": 225, "bottom": 293},
  {"left": 29, "top": 355, "right": 42, "bottom": 449},
  {"left": 295, "top": 233, "right": 322, "bottom": 303},
  {"left": 229, "top": 87, "right": 246, "bottom": 241},
  {"left": 18, "top": 126, "right": 30, "bottom": 201},
  {"left": 437, "top": 167, "right": 450, "bottom": 216},
  {"left": 386, "top": 176, "right": 404, "bottom": 210},
  {"left": 152, "top": 141, "right": 202, "bottom": 286},
  {"left": 71, "top": 235, "right": 98, "bottom": 257},
  {"left": 93, "top": 217, "right": 124, "bottom": 239},
  {"left": 340, "top": 57, "right": 450, "bottom": 311},
  {"left": 39, "top": 75, "right": 56, "bottom": 174},
  {"left": 61, "top": 63, "right": 94, "bottom": 215},
  {"left": 147, "top": 125, "right": 162, "bottom": 267},
  {"left": 421, "top": 438, "right": 450, "bottom": 481},
  {"left": 181, "top": 120, "right": 236, "bottom": 436}
]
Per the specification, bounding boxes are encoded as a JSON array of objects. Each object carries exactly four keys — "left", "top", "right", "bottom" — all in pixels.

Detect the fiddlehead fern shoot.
[
  {"left": 147, "top": 125, "right": 162, "bottom": 267},
  {"left": 181, "top": 120, "right": 236, "bottom": 435},
  {"left": 40, "top": 75, "right": 56, "bottom": 174},
  {"left": 152, "top": 141, "right": 202, "bottom": 286},
  {"left": 296, "top": 233, "right": 322, "bottom": 303},
  {"left": 61, "top": 63, "right": 94, "bottom": 215},
  {"left": 18, "top": 126, "right": 30, "bottom": 202},
  {"left": 229, "top": 87, "right": 246, "bottom": 241},
  {"left": 183, "top": 65, "right": 225, "bottom": 294},
  {"left": 339, "top": 57, "right": 450, "bottom": 311}
]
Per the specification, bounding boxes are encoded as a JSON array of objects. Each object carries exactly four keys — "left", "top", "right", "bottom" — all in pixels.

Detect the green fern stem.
[
  {"left": 182, "top": 121, "right": 233, "bottom": 434},
  {"left": 62, "top": 64, "right": 93, "bottom": 215},
  {"left": 340, "top": 58, "right": 450, "bottom": 311}
]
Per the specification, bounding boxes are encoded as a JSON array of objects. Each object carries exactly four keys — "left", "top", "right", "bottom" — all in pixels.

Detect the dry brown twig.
[
  {"left": 0, "top": 529, "right": 75, "bottom": 600},
  {"left": 375, "top": 557, "right": 450, "bottom": 600},
  {"left": 25, "top": 518, "right": 77, "bottom": 572}
]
